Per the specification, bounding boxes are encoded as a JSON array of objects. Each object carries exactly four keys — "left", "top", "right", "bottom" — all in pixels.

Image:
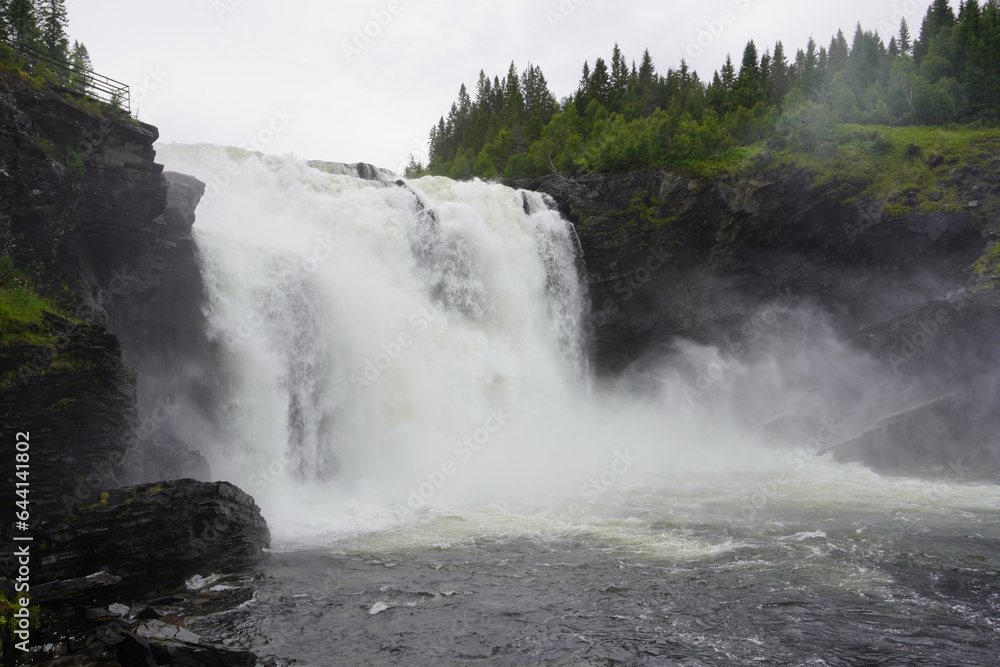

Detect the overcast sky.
[{"left": 64, "top": 0, "right": 933, "bottom": 174}]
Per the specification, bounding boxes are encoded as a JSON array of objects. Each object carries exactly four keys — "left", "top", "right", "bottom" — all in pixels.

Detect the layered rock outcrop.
[
  {"left": 510, "top": 166, "right": 1000, "bottom": 477},
  {"left": 18, "top": 480, "right": 267, "bottom": 665},
  {"left": 35, "top": 479, "right": 270, "bottom": 595}
]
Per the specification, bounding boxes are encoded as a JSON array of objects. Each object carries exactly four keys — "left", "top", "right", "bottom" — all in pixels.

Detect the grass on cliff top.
[
  {"left": 772, "top": 123, "right": 1000, "bottom": 214},
  {"left": 647, "top": 123, "right": 1000, "bottom": 189},
  {"left": 0, "top": 42, "right": 65, "bottom": 98},
  {"left": 771, "top": 123, "right": 1000, "bottom": 284},
  {"left": 660, "top": 142, "right": 771, "bottom": 180}
]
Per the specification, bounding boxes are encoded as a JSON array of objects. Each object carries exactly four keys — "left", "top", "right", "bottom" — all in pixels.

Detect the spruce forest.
[{"left": 416, "top": 1, "right": 1000, "bottom": 179}]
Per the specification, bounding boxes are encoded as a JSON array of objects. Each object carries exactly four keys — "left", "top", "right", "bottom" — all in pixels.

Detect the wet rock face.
[
  {"left": 509, "top": 168, "right": 1000, "bottom": 476},
  {"left": 1, "top": 73, "right": 212, "bottom": 502},
  {"left": 2, "top": 72, "right": 164, "bottom": 519},
  {"left": 1, "top": 73, "right": 267, "bottom": 665},
  {"left": 0, "top": 72, "right": 167, "bottom": 319},
  {"left": 105, "top": 170, "right": 219, "bottom": 485},
  {"left": 34, "top": 479, "right": 270, "bottom": 596},
  {"left": 0, "top": 313, "right": 138, "bottom": 522},
  {"left": 1, "top": 478, "right": 269, "bottom": 665},
  {"left": 510, "top": 170, "right": 992, "bottom": 375}
]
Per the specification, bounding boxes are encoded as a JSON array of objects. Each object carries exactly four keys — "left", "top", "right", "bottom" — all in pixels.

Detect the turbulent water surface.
[{"left": 158, "top": 145, "right": 1000, "bottom": 666}]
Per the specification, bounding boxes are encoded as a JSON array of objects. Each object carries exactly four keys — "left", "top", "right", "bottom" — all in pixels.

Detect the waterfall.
[
  {"left": 157, "top": 145, "right": 615, "bottom": 537},
  {"left": 158, "top": 145, "right": 809, "bottom": 547}
]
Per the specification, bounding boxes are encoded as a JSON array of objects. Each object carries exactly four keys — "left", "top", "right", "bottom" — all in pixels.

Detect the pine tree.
[
  {"left": 898, "top": 17, "right": 912, "bottom": 54},
  {"left": 455, "top": 83, "right": 472, "bottom": 142},
  {"left": 827, "top": 29, "right": 849, "bottom": 76},
  {"left": 957, "top": 0, "right": 984, "bottom": 69},
  {"left": 957, "top": 0, "right": 995, "bottom": 116},
  {"left": 735, "top": 40, "right": 763, "bottom": 107},
  {"left": 7, "top": 0, "right": 39, "bottom": 49},
  {"left": 575, "top": 60, "right": 591, "bottom": 109},
  {"left": 589, "top": 57, "right": 611, "bottom": 108},
  {"left": 635, "top": 49, "right": 657, "bottom": 114},
  {"left": 491, "top": 75, "right": 503, "bottom": 113},
  {"left": 503, "top": 61, "right": 524, "bottom": 118},
  {"left": 69, "top": 40, "right": 92, "bottom": 90},
  {"left": 844, "top": 24, "right": 888, "bottom": 94},
  {"left": 706, "top": 70, "right": 726, "bottom": 111},
  {"left": 720, "top": 54, "right": 735, "bottom": 90},
  {"left": 760, "top": 49, "right": 772, "bottom": 93},
  {"left": 475, "top": 70, "right": 492, "bottom": 113},
  {"left": 914, "top": 0, "right": 956, "bottom": 62},
  {"left": 637, "top": 49, "right": 655, "bottom": 90},
  {"left": 38, "top": 0, "right": 69, "bottom": 61},
  {"left": 521, "top": 63, "right": 557, "bottom": 140},
  {"left": 974, "top": 0, "right": 1000, "bottom": 117},
  {"left": 803, "top": 37, "right": 819, "bottom": 90},
  {"left": 404, "top": 155, "right": 425, "bottom": 178},
  {"left": 610, "top": 43, "right": 629, "bottom": 107},
  {"left": 677, "top": 59, "right": 698, "bottom": 112},
  {"left": 770, "top": 41, "right": 790, "bottom": 104},
  {"left": 738, "top": 40, "right": 760, "bottom": 81}
]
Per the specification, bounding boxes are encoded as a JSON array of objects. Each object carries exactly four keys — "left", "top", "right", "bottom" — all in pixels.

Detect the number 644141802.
[{"left": 15, "top": 431, "right": 30, "bottom": 521}]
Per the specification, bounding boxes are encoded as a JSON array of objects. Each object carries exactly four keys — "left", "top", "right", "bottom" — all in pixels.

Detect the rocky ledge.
[{"left": 2, "top": 479, "right": 269, "bottom": 665}]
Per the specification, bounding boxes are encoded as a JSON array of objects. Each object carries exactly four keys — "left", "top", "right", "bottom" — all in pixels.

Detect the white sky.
[{"left": 64, "top": 0, "right": 933, "bottom": 174}]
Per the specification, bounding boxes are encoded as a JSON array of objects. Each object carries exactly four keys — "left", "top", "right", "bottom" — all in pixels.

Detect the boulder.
[{"left": 34, "top": 479, "right": 270, "bottom": 596}]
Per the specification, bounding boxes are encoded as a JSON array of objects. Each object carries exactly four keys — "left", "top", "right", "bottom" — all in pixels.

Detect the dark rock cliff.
[
  {"left": 0, "top": 313, "right": 137, "bottom": 521},
  {"left": 510, "top": 166, "right": 1000, "bottom": 478},
  {"left": 0, "top": 71, "right": 166, "bottom": 320},
  {"left": 1, "top": 73, "right": 213, "bottom": 510},
  {"left": 24, "top": 480, "right": 268, "bottom": 665},
  {"left": 1, "top": 71, "right": 165, "bottom": 519},
  {"left": 106, "top": 170, "right": 216, "bottom": 485},
  {"left": 510, "top": 169, "right": 994, "bottom": 372},
  {"left": 0, "top": 69, "right": 266, "bottom": 665}
]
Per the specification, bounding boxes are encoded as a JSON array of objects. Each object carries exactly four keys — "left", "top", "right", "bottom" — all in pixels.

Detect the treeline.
[
  {"left": 416, "top": 0, "right": 1000, "bottom": 179},
  {"left": 0, "top": 0, "right": 93, "bottom": 83}
]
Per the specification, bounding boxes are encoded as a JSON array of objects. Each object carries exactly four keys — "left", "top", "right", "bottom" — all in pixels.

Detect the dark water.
[{"left": 189, "top": 468, "right": 1000, "bottom": 666}]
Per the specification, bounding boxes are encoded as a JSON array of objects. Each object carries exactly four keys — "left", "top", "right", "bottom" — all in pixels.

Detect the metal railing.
[{"left": 3, "top": 40, "right": 130, "bottom": 114}]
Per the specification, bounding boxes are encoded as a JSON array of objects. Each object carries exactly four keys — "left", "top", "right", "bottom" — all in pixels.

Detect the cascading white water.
[
  {"left": 161, "top": 145, "right": 669, "bottom": 538},
  {"left": 156, "top": 145, "right": 747, "bottom": 537}
]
